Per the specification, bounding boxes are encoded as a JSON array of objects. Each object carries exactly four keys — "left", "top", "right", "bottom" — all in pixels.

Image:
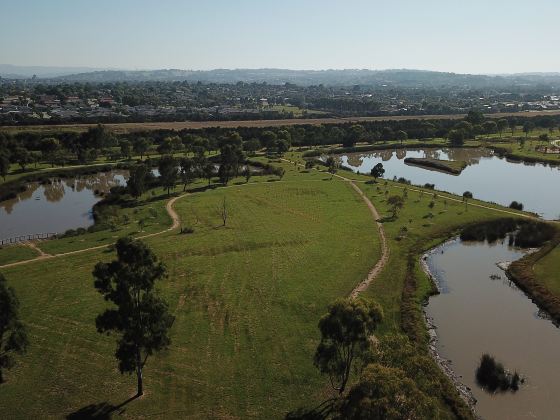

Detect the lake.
[
  {"left": 0, "top": 171, "right": 127, "bottom": 240},
  {"left": 425, "top": 238, "right": 560, "bottom": 419},
  {"left": 340, "top": 148, "right": 560, "bottom": 219}
]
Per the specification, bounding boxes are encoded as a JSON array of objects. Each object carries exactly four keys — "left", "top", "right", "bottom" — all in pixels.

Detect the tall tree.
[
  {"left": 387, "top": 195, "right": 404, "bottom": 218},
  {"left": 314, "top": 298, "right": 383, "bottom": 395},
  {"left": 93, "top": 238, "right": 174, "bottom": 396},
  {"left": 219, "top": 143, "right": 243, "bottom": 185},
  {"left": 0, "top": 150, "right": 9, "bottom": 181},
  {"left": 0, "top": 273, "right": 29, "bottom": 384},
  {"left": 203, "top": 161, "right": 214, "bottom": 185},
  {"left": 448, "top": 129, "right": 465, "bottom": 146},
  {"left": 120, "top": 140, "right": 132, "bottom": 160},
  {"left": 396, "top": 130, "right": 408, "bottom": 145},
  {"left": 12, "top": 147, "right": 32, "bottom": 171},
  {"left": 497, "top": 119, "right": 509, "bottom": 138},
  {"left": 482, "top": 120, "right": 498, "bottom": 136},
  {"left": 523, "top": 121, "right": 535, "bottom": 139},
  {"left": 179, "top": 157, "right": 195, "bottom": 191},
  {"left": 128, "top": 164, "right": 151, "bottom": 199},
  {"left": 133, "top": 137, "right": 151, "bottom": 160},
  {"left": 39, "top": 137, "right": 62, "bottom": 167},
  {"left": 370, "top": 163, "right": 385, "bottom": 181},
  {"left": 158, "top": 155, "right": 178, "bottom": 196},
  {"left": 509, "top": 118, "right": 517, "bottom": 136},
  {"left": 325, "top": 156, "right": 337, "bottom": 179},
  {"left": 465, "top": 109, "right": 485, "bottom": 125}
]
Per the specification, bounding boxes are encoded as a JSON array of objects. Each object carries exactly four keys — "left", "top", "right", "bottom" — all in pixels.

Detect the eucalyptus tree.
[{"left": 93, "top": 238, "right": 174, "bottom": 396}]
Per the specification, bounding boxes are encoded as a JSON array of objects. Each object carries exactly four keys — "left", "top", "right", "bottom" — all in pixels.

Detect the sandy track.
[
  {"left": 281, "top": 158, "right": 390, "bottom": 297},
  {"left": 345, "top": 180, "right": 389, "bottom": 298}
]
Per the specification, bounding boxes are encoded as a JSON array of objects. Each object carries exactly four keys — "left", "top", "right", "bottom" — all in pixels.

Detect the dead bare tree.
[{"left": 220, "top": 197, "right": 228, "bottom": 226}]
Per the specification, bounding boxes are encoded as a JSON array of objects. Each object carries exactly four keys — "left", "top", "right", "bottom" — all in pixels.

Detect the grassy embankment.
[
  {"left": 508, "top": 230, "right": 560, "bottom": 323},
  {"left": 0, "top": 162, "right": 383, "bottom": 418}
]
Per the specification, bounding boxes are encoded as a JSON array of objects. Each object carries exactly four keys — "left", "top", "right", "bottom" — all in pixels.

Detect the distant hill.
[
  {"left": 3, "top": 66, "right": 560, "bottom": 88},
  {"left": 49, "top": 68, "right": 500, "bottom": 87},
  {"left": 0, "top": 64, "right": 110, "bottom": 79}
]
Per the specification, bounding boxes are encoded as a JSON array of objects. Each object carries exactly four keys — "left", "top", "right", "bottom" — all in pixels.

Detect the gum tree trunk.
[{"left": 136, "top": 348, "right": 143, "bottom": 396}]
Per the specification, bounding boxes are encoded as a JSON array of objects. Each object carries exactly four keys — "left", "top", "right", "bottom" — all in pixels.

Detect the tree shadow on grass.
[{"left": 66, "top": 395, "right": 139, "bottom": 419}]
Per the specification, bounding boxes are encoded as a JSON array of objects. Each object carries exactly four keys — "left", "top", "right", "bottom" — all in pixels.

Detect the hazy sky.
[{"left": 2, "top": 0, "right": 560, "bottom": 74}]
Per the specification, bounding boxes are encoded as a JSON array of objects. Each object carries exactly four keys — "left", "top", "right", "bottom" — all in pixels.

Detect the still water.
[
  {"left": 425, "top": 239, "right": 560, "bottom": 419},
  {"left": 0, "top": 171, "right": 127, "bottom": 239},
  {"left": 340, "top": 148, "right": 560, "bottom": 219}
]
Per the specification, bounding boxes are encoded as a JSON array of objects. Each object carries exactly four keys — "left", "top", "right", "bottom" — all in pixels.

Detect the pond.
[
  {"left": 339, "top": 148, "right": 560, "bottom": 219},
  {"left": 425, "top": 238, "right": 560, "bottom": 419},
  {"left": 0, "top": 171, "right": 128, "bottom": 240}
]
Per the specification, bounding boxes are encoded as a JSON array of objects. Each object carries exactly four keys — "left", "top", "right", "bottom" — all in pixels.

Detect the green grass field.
[
  {"left": 0, "top": 244, "right": 39, "bottom": 265},
  {"left": 0, "top": 149, "right": 550, "bottom": 419},
  {"left": 534, "top": 245, "right": 560, "bottom": 296},
  {"left": 0, "top": 166, "right": 382, "bottom": 418}
]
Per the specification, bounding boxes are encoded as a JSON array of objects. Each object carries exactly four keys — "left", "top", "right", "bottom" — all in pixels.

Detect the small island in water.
[{"left": 404, "top": 157, "right": 467, "bottom": 175}]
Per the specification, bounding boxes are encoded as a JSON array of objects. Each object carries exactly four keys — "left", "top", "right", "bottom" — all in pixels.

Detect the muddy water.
[
  {"left": 425, "top": 238, "right": 560, "bottom": 419},
  {"left": 340, "top": 148, "right": 560, "bottom": 219},
  {"left": 0, "top": 171, "right": 127, "bottom": 239}
]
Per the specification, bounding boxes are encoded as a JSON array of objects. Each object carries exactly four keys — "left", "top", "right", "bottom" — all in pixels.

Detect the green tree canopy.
[
  {"left": 158, "top": 155, "right": 178, "bottom": 195},
  {"left": 0, "top": 273, "right": 29, "bottom": 384},
  {"left": 128, "top": 163, "right": 152, "bottom": 199},
  {"left": 93, "top": 238, "right": 174, "bottom": 396},
  {"left": 370, "top": 163, "right": 385, "bottom": 180},
  {"left": 336, "top": 363, "right": 439, "bottom": 420},
  {"left": 314, "top": 298, "right": 383, "bottom": 394}
]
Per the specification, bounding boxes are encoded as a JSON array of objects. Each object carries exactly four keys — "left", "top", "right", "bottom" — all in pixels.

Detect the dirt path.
[
  {"left": 281, "top": 158, "right": 390, "bottom": 297},
  {"left": 22, "top": 240, "right": 51, "bottom": 258},
  {"left": 345, "top": 180, "right": 389, "bottom": 298},
  {"left": 0, "top": 194, "right": 188, "bottom": 270}
]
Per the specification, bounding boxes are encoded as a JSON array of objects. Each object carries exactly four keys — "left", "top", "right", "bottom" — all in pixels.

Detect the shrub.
[
  {"left": 180, "top": 226, "right": 194, "bottom": 234},
  {"left": 509, "top": 201, "right": 524, "bottom": 211},
  {"left": 476, "top": 354, "right": 521, "bottom": 393}
]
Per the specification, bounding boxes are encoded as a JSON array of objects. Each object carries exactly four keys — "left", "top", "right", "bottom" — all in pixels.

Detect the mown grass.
[
  {"left": 0, "top": 244, "right": 39, "bottom": 265},
  {"left": 534, "top": 245, "right": 560, "bottom": 296},
  {"left": 0, "top": 168, "right": 380, "bottom": 418},
  {"left": 39, "top": 191, "right": 172, "bottom": 255},
  {"left": 356, "top": 180, "right": 511, "bottom": 334},
  {"left": 0, "top": 148, "right": 544, "bottom": 419}
]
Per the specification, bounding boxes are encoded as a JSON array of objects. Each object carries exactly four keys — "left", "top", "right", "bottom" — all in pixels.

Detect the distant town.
[{"left": 2, "top": 69, "right": 560, "bottom": 125}]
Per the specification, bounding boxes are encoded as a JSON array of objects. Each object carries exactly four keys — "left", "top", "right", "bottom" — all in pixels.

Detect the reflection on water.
[
  {"left": 340, "top": 148, "right": 560, "bottom": 219},
  {"left": 426, "top": 239, "right": 560, "bottom": 419},
  {"left": 0, "top": 171, "right": 127, "bottom": 238}
]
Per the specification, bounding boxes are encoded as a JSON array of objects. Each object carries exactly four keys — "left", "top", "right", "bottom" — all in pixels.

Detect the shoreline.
[{"left": 419, "top": 238, "right": 480, "bottom": 416}]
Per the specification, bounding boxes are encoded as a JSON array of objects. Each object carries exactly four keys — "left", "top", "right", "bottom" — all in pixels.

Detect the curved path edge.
[
  {"left": 0, "top": 194, "right": 188, "bottom": 270},
  {"left": 281, "top": 158, "right": 390, "bottom": 297}
]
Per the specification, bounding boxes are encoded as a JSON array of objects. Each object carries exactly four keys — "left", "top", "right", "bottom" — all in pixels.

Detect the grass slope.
[
  {"left": 0, "top": 171, "right": 380, "bottom": 418},
  {"left": 534, "top": 245, "right": 560, "bottom": 296}
]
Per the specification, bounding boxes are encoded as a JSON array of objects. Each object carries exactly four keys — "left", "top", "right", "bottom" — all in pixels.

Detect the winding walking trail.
[
  {"left": 281, "top": 158, "right": 390, "bottom": 297},
  {"left": 345, "top": 179, "right": 389, "bottom": 298},
  {"left": 0, "top": 194, "right": 187, "bottom": 269}
]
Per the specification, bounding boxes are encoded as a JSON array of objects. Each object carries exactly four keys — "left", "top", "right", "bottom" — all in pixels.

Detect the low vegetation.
[{"left": 476, "top": 354, "right": 521, "bottom": 393}]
